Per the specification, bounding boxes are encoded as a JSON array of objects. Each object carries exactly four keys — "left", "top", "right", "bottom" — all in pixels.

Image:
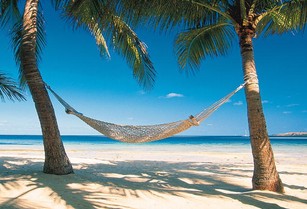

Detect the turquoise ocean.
[{"left": 1, "top": 135, "right": 307, "bottom": 155}]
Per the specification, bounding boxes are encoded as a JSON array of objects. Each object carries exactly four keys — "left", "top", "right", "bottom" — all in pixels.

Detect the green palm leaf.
[
  {"left": 51, "top": 0, "right": 68, "bottom": 9},
  {"left": 257, "top": 11, "right": 286, "bottom": 36},
  {"left": 176, "top": 22, "right": 235, "bottom": 72},
  {"left": 116, "top": 0, "right": 224, "bottom": 32},
  {"left": 0, "top": 0, "right": 20, "bottom": 28},
  {"left": 88, "top": 21, "right": 111, "bottom": 58},
  {"left": 110, "top": 16, "right": 155, "bottom": 89},
  {"left": 63, "top": 0, "right": 156, "bottom": 89},
  {"left": 256, "top": 0, "right": 307, "bottom": 36},
  {"left": 281, "top": 0, "right": 307, "bottom": 31},
  {"left": 63, "top": 0, "right": 111, "bottom": 58},
  {"left": 0, "top": 73, "right": 25, "bottom": 101}
]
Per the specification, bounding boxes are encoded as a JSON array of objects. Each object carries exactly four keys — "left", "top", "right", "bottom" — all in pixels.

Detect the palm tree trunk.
[
  {"left": 239, "top": 29, "right": 284, "bottom": 193},
  {"left": 21, "top": 0, "right": 73, "bottom": 175}
]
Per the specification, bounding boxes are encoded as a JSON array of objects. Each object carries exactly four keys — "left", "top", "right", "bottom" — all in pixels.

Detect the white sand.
[{"left": 0, "top": 144, "right": 307, "bottom": 209}]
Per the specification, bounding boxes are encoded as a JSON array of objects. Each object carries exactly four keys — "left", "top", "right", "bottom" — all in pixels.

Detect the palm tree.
[
  {"left": 10, "top": 0, "right": 74, "bottom": 175},
  {"left": 1, "top": 0, "right": 155, "bottom": 174},
  {"left": 0, "top": 73, "right": 25, "bottom": 101},
  {"left": 117, "top": 0, "right": 307, "bottom": 193}
]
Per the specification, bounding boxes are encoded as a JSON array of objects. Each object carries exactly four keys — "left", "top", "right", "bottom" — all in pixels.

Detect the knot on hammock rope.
[
  {"left": 65, "top": 108, "right": 73, "bottom": 114},
  {"left": 188, "top": 115, "right": 200, "bottom": 126}
]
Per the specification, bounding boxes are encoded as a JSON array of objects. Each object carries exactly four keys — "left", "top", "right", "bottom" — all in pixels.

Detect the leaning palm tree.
[
  {"left": 117, "top": 0, "right": 307, "bottom": 193},
  {"left": 2, "top": 0, "right": 155, "bottom": 174},
  {"left": 10, "top": 0, "right": 74, "bottom": 175},
  {"left": 0, "top": 73, "right": 25, "bottom": 101}
]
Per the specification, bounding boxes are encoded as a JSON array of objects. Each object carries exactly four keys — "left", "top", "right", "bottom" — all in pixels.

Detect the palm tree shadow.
[
  {"left": 1, "top": 157, "right": 306, "bottom": 209},
  {"left": 79, "top": 160, "right": 307, "bottom": 209},
  {"left": 0, "top": 157, "right": 121, "bottom": 209}
]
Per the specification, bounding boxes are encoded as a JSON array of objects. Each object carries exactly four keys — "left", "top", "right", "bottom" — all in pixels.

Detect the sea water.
[{"left": 1, "top": 135, "right": 306, "bottom": 153}]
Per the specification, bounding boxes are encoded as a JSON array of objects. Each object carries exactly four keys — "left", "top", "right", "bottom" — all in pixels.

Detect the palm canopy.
[
  {"left": 1, "top": 0, "right": 155, "bottom": 89},
  {"left": 61, "top": 0, "right": 156, "bottom": 89},
  {"left": 0, "top": 73, "right": 25, "bottom": 101},
  {"left": 116, "top": 0, "right": 307, "bottom": 71}
]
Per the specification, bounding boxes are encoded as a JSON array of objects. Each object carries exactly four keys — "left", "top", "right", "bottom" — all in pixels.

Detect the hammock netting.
[{"left": 46, "top": 83, "right": 246, "bottom": 143}]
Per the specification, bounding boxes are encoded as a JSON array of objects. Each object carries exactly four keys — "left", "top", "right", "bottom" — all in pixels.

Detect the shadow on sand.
[{"left": 0, "top": 157, "right": 306, "bottom": 209}]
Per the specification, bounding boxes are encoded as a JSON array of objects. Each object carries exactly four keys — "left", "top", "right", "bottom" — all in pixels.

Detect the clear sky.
[{"left": 1, "top": 3, "right": 307, "bottom": 136}]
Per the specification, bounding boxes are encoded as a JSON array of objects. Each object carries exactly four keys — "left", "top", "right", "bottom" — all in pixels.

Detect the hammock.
[{"left": 46, "top": 83, "right": 246, "bottom": 143}]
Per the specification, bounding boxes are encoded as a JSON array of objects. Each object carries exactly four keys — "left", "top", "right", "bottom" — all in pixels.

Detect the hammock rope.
[{"left": 45, "top": 82, "right": 246, "bottom": 143}]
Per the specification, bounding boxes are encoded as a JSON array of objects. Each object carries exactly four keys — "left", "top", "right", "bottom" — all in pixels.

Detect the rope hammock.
[{"left": 46, "top": 82, "right": 246, "bottom": 143}]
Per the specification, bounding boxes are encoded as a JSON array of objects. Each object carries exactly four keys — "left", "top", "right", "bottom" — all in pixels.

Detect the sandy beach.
[{"left": 0, "top": 142, "right": 307, "bottom": 209}]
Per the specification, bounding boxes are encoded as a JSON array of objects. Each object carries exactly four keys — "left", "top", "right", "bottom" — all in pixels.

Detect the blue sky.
[{"left": 0, "top": 3, "right": 307, "bottom": 136}]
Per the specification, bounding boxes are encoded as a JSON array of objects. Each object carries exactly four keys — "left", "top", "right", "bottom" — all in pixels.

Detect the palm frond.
[
  {"left": 63, "top": 0, "right": 111, "bottom": 58},
  {"left": 252, "top": 0, "right": 282, "bottom": 13},
  {"left": 63, "top": 0, "right": 156, "bottom": 89},
  {"left": 115, "top": 0, "right": 225, "bottom": 32},
  {"left": 51, "top": 0, "right": 70, "bottom": 10},
  {"left": 88, "top": 21, "right": 110, "bottom": 58},
  {"left": 63, "top": 0, "right": 104, "bottom": 28},
  {"left": 0, "top": 73, "right": 25, "bottom": 101},
  {"left": 282, "top": 0, "right": 307, "bottom": 31},
  {"left": 239, "top": 0, "right": 247, "bottom": 21},
  {"left": 176, "top": 21, "right": 235, "bottom": 72},
  {"left": 257, "top": 11, "right": 289, "bottom": 36},
  {"left": 11, "top": 19, "right": 25, "bottom": 86},
  {"left": 110, "top": 15, "right": 156, "bottom": 89},
  {"left": 11, "top": 1, "right": 46, "bottom": 87},
  {"left": 0, "top": 0, "right": 20, "bottom": 28},
  {"left": 256, "top": 0, "right": 307, "bottom": 36}
]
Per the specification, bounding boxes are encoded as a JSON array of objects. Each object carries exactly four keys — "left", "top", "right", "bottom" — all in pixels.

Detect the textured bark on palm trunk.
[
  {"left": 239, "top": 28, "right": 284, "bottom": 193},
  {"left": 21, "top": 0, "right": 73, "bottom": 175}
]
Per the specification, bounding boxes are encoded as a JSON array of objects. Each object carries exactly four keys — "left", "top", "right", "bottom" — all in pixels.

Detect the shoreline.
[{"left": 1, "top": 143, "right": 307, "bottom": 209}]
